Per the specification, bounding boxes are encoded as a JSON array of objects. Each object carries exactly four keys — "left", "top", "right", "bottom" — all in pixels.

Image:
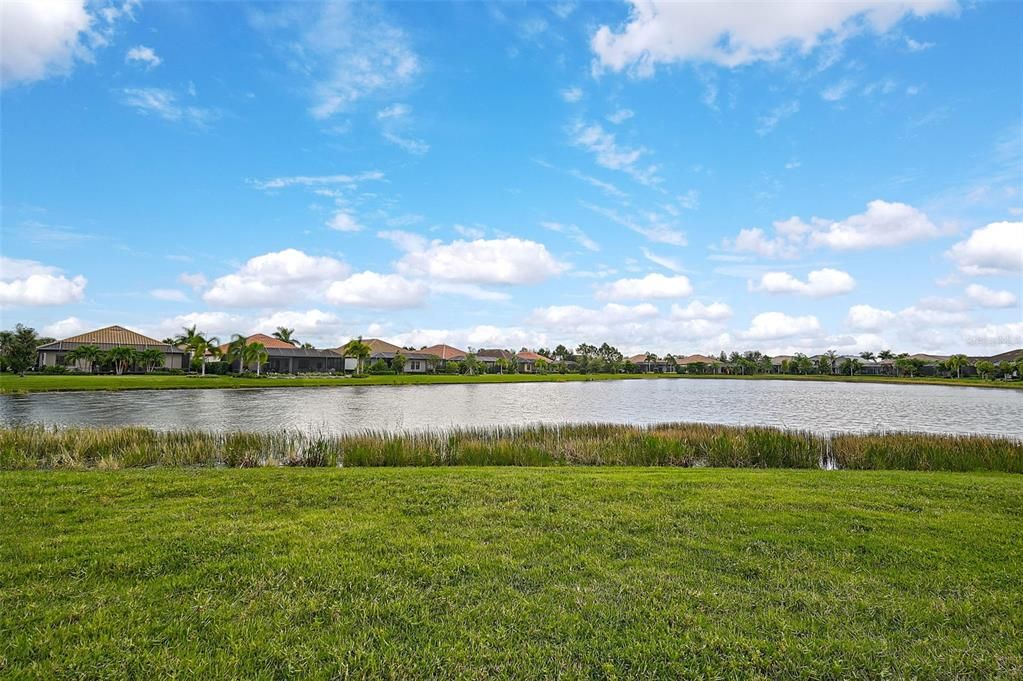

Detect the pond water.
[{"left": 1, "top": 379, "right": 1020, "bottom": 437}]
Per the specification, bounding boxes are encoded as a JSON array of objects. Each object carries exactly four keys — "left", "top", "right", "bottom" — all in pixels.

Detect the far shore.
[{"left": 2, "top": 371, "right": 1021, "bottom": 394}]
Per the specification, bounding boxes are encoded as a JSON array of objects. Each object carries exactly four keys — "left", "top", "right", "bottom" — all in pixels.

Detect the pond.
[{"left": 1, "top": 379, "right": 1020, "bottom": 437}]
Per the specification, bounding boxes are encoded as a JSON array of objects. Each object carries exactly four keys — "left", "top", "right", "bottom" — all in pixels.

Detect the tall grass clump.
[{"left": 0, "top": 424, "right": 1018, "bottom": 473}]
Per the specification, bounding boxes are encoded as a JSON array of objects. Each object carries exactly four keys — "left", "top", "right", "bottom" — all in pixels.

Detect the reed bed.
[{"left": 1, "top": 423, "right": 1019, "bottom": 472}]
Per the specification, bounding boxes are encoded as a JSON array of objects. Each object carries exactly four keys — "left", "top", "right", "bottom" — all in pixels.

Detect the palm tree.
[
  {"left": 975, "top": 360, "right": 995, "bottom": 380},
  {"left": 343, "top": 338, "right": 372, "bottom": 375},
  {"left": 245, "top": 342, "right": 269, "bottom": 376},
  {"left": 272, "top": 327, "right": 299, "bottom": 346},
  {"left": 877, "top": 349, "right": 895, "bottom": 376},
  {"left": 106, "top": 346, "right": 138, "bottom": 375},
  {"left": 139, "top": 348, "right": 166, "bottom": 373},
  {"left": 227, "top": 334, "right": 249, "bottom": 373},
  {"left": 859, "top": 351, "right": 876, "bottom": 363},
  {"left": 65, "top": 344, "right": 102, "bottom": 372},
  {"left": 823, "top": 350, "right": 838, "bottom": 375},
  {"left": 947, "top": 353, "right": 968, "bottom": 379},
  {"left": 187, "top": 334, "right": 220, "bottom": 376},
  {"left": 840, "top": 357, "right": 862, "bottom": 376},
  {"left": 173, "top": 325, "right": 201, "bottom": 348}
]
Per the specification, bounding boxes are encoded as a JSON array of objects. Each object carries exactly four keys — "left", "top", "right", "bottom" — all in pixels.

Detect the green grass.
[
  {"left": 2, "top": 370, "right": 1019, "bottom": 393},
  {"left": 3, "top": 424, "right": 1021, "bottom": 473},
  {"left": 2, "top": 467, "right": 1020, "bottom": 678}
]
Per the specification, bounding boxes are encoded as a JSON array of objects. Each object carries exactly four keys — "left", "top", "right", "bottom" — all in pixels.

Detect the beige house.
[{"left": 37, "top": 325, "right": 189, "bottom": 370}]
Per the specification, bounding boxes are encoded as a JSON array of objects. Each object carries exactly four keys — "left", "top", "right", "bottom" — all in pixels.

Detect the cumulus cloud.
[
  {"left": 597, "top": 273, "right": 693, "bottom": 301},
  {"left": 946, "top": 221, "right": 1022, "bottom": 276},
  {"left": 590, "top": 1, "right": 957, "bottom": 75},
  {"left": 741, "top": 312, "right": 822, "bottom": 340},
  {"left": 178, "top": 272, "right": 208, "bottom": 290},
  {"left": 396, "top": 238, "right": 569, "bottom": 285},
  {"left": 326, "top": 210, "right": 363, "bottom": 232},
  {"left": 670, "top": 301, "right": 733, "bottom": 321},
  {"left": 125, "top": 45, "right": 161, "bottom": 68},
  {"left": 964, "top": 283, "right": 1018, "bottom": 309},
  {"left": 326, "top": 271, "right": 428, "bottom": 308},
  {"left": 724, "top": 200, "right": 940, "bottom": 257},
  {"left": 42, "top": 316, "right": 89, "bottom": 339},
  {"left": 0, "top": 256, "right": 87, "bottom": 307},
  {"left": 1, "top": 0, "right": 135, "bottom": 87},
  {"left": 202, "top": 249, "right": 349, "bottom": 307},
  {"left": 751, "top": 268, "right": 856, "bottom": 297},
  {"left": 846, "top": 304, "right": 897, "bottom": 331},
  {"left": 150, "top": 309, "right": 345, "bottom": 347}
]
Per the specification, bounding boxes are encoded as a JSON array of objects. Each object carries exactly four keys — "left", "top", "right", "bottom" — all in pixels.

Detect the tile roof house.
[
  {"left": 219, "top": 333, "right": 344, "bottom": 373},
  {"left": 336, "top": 338, "right": 435, "bottom": 373},
  {"left": 37, "top": 325, "right": 189, "bottom": 371},
  {"left": 420, "top": 344, "right": 467, "bottom": 362}
]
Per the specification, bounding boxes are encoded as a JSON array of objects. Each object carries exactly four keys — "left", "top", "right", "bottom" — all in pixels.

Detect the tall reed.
[{"left": 0, "top": 424, "right": 1018, "bottom": 473}]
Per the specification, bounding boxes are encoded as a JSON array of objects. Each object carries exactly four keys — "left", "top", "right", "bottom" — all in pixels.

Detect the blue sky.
[{"left": 1, "top": 0, "right": 1021, "bottom": 355}]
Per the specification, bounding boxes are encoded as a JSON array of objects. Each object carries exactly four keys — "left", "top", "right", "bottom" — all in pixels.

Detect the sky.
[{"left": 1, "top": 0, "right": 1021, "bottom": 356}]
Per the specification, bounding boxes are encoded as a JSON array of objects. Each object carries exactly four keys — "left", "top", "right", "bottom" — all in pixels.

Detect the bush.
[{"left": 40, "top": 365, "right": 67, "bottom": 375}]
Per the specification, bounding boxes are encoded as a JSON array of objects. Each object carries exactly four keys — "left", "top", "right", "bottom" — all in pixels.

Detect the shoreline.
[{"left": 2, "top": 371, "right": 1021, "bottom": 394}]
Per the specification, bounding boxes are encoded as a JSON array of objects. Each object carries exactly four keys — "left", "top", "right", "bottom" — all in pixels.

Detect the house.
[
  {"left": 220, "top": 334, "right": 344, "bottom": 373},
  {"left": 36, "top": 325, "right": 189, "bottom": 371},
  {"left": 627, "top": 353, "right": 672, "bottom": 373},
  {"left": 419, "top": 344, "right": 467, "bottom": 366},
  {"left": 515, "top": 351, "right": 547, "bottom": 373},
  {"left": 336, "top": 338, "right": 434, "bottom": 373},
  {"left": 476, "top": 348, "right": 516, "bottom": 372},
  {"left": 676, "top": 354, "right": 720, "bottom": 374}
]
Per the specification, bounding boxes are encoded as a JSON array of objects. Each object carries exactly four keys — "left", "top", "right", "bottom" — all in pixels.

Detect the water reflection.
[{"left": 1, "top": 379, "right": 1020, "bottom": 437}]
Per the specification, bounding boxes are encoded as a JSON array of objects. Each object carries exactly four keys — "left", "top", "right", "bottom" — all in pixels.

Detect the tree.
[
  {"left": 139, "top": 348, "right": 166, "bottom": 373},
  {"left": 664, "top": 353, "right": 678, "bottom": 374},
  {"left": 860, "top": 351, "right": 876, "bottom": 363},
  {"left": 393, "top": 350, "right": 406, "bottom": 374},
  {"left": 535, "top": 358, "right": 548, "bottom": 374},
  {"left": 794, "top": 353, "right": 813, "bottom": 375},
  {"left": 273, "top": 327, "right": 299, "bottom": 346},
  {"left": 462, "top": 352, "right": 481, "bottom": 376},
  {"left": 975, "top": 360, "right": 996, "bottom": 380},
  {"left": 64, "top": 344, "right": 102, "bottom": 373},
  {"left": 245, "top": 342, "right": 269, "bottom": 376},
  {"left": 839, "top": 357, "right": 862, "bottom": 376},
  {"left": 947, "top": 353, "right": 968, "bottom": 379},
  {"left": 227, "top": 334, "right": 250, "bottom": 373},
  {"left": 343, "top": 338, "right": 372, "bottom": 375},
  {"left": 173, "top": 325, "right": 201, "bottom": 348},
  {"left": 0, "top": 324, "right": 40, "bottom": 375},
  {"left": 823, "top": 350, "right": 838, "bottom": 374},
  {"left": 185, "top": 333, "right": 220, "bottom": 376},
  {"left": 106, "top": 346, "right": 138, "bottom": 375},
  {"left": 877, "top": 349, "right": 895, "bottom": 375}
]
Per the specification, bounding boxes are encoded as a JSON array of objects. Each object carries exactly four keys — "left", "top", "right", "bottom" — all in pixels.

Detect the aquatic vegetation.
[{"left": 1, "top": 423, "right": 1019, "bottom": 472}]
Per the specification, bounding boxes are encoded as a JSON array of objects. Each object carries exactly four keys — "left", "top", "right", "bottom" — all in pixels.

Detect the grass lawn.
[
  {"left": 2, "top": 468, "right": 1020, "bottom": 678},
  {"left": 2, "top": 371, "right": 1019, "bottom": 393}
]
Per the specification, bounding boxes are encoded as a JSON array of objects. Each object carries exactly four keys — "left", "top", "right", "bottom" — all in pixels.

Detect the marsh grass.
[{"left": 1, "top": 423, "right": 1019, "bottom": 472}]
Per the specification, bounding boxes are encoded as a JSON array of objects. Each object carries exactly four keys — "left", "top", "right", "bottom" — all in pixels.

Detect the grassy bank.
[
  {"left": 2, "top": 467, "right": 1020, "bottom": 678},
  {"left": 2, "top": 371, "right": 1019, "bottom": 393},
  {"left": 3, "top": 423, "right": 1020, "bottom": 472}
]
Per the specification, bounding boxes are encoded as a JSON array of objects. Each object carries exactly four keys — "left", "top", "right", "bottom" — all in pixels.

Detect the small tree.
[
  {"left": 227, "top": 334, "right": 249, "bottom": 373},
  {"left": 975, "top": 360, "right": 996, "bottom": 380},
  {"left": 273, "top": 327, "right": 299, "bottom": 346},
  {"left": 245, "top": 342, "right": 269, "bottom": 376},
  {"left": 106, "top": 346, "right": 138, "bottom": 375},
  {"left": 393, "top": 350, "right": 406, "bottom": 374},
  {"left": 947, "top": 353, "right": 969, "bottom": 379},
  {"left": 839, "top": 357, "right": 862, "bottom": 376},
  {"left": 1, "top": 324, "right": 40, "bottom": 375},
  {"left": 139, "top": 348, "right": 166, "bottom": 373}
]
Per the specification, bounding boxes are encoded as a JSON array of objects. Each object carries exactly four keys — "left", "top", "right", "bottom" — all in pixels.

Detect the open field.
[
  {"left": 2, "top": 424, "right": 1020, "bottom": 472},
  {"left": 2, "top": 467, "right": 1020, "bottom": 678},
  {"left": 2, "top": 371, "right": 1019, "bottom": 393}
]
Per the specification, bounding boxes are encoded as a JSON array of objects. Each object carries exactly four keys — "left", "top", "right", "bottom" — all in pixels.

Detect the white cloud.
[
  {"left": 150, "top": 288, "right": 189, "bottom": 302},
  {"left": 598, "top": 273, "right": 693, "bottom": 301},
  {"left": 377, "top": 103, "right": 410, "bottom": 119},
  {"left": 641, "top": 247, "right": 683, "bottom": 273},
  {"left": 568, "top": 120, "right": 660, "bottom": 186},
  {"left": 809, "top": 200, "right": 939, "bottom": 249},
  {"left": 125, "top": 45, "right": 161, "bottom": 68},
  {"left": 751, "top": 268, "right": 856, "bottom": 297},
  {"left": 378, "top": 229, "right": 428, "bottom": 252},
  {"left": 757, "top": 100, "right": 799, "bottom": 136},
  {"left": 0, "top": 256, "right": 87, "bottom": 307},
  {"left": 251, "top": 3, "right": 420, "bottom": 119},
  {"left": 946, "top": 221, "right": 1023, "bottom": 276},
  {"left": 120, "top": 88, "right": 218, "bottom": 127},
  {"left": 724, "top": 200, "right": 940, "bottom": 257},
  {"left": 42, "top": 316, "right": 88, "bottom": 339},
  {"left": 203, "top": 248, "right": 350, "bottom": 307},
  {"left": 397, "top": 238, "right": 569, "bottom": 285},
  {"left": 429, "top": 283, "right": 511, "bottom": 302},
  {"left": 846, "top": 304, "right": 897, "bottom": 331},
  {"left": 905, "top": 37, "right": 934, "bottom": 52},
  {"left": 327, "top": 210, "right": 363, "bottom": 232},
  {"left": 821, "top": 78, "right": 855, "bottom": 102},
  {"left": 250, "top": 171, "right": 384, "bottom": 191},
  {"left": 568, "top": 169, "right": 627, "bottom": 198},
  {"left": 150, "top": 309, "right": 345, "bottom": 347},
  {"left": 590, "top": 1, "right": 957, "bottom": 75},
  {"left": 530, "top": 302, "right": 659, "bottom": 329},
  {"left": 326, "top": 271, "right": 428, "bottom": 308},
  {"left": 540, "top": 221, "right": 600, "bottom": 252},
  {"left": 670, "top": 301, "right": 733, "bottom": 321},
  {"left": 381, "top": 130, "right": 430, "bottom": 155},
  {"left": 560, "top": 87, "right": 583, "bottom": 102},
  {"left": 742, "top": 312, "right": 822, "bottom": 340},
  {"left": 0, "top": 0, "right": 124, "bottom": 87},
  {"left": 178, "top": 272, "right": 208, "bottom": 290},
  {"left": 583, "top": 202, "right": 686, "bottom": 246},
  {"left": 963, "top": 322, "right": 1023, "bottom": 352},
  {"left": 965, "top": 283, "right": 1018, "bottom": 309},
  {"left": 606, "top": 108, "right": 634, "bottom": 124}
]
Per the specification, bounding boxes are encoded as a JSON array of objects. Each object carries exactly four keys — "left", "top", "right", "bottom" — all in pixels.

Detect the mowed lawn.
[{"left": 2, "top": 468, "right": 1021, "bottom": 679}]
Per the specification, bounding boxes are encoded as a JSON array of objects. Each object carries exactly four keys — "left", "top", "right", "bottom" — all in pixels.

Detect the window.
[{"left": 409, "top": 360, "right": 422, "bottom": 371}]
